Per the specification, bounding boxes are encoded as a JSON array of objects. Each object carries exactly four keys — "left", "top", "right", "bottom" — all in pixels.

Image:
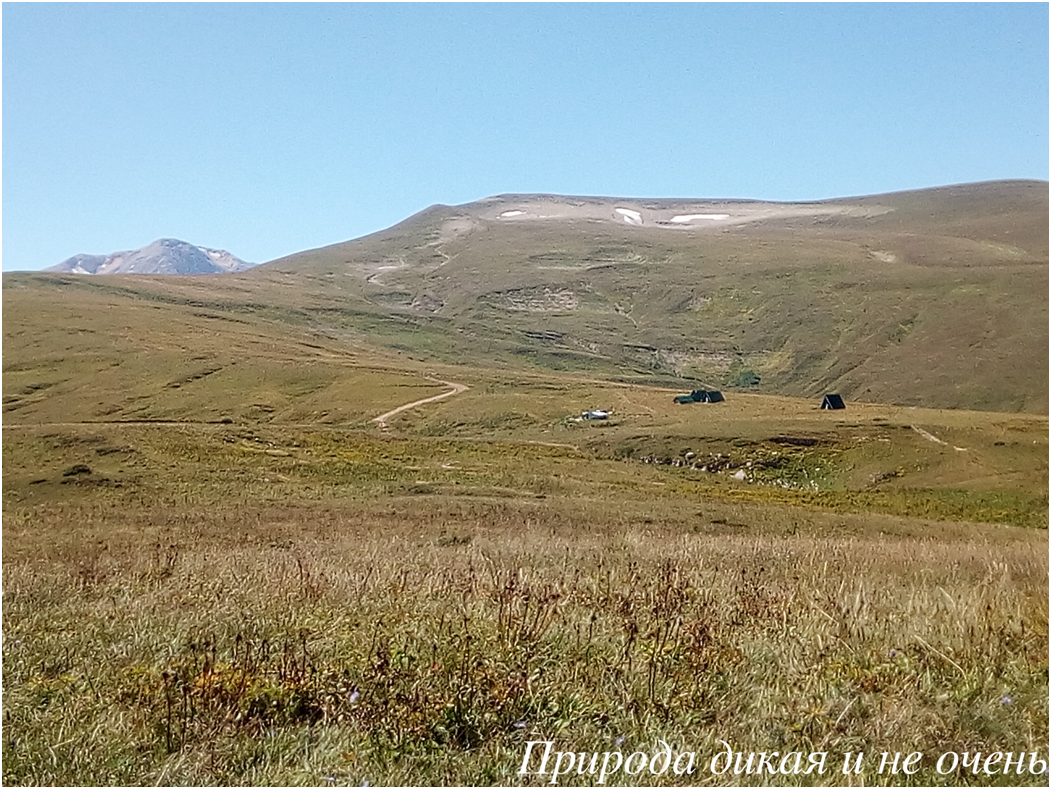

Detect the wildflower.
[
  {"left": 325, "top": 778, "right": 335, "bottom": 786},
  {"left": 513, "top": 721, "right": 526, "bottom": 729},
  {"left": 349, "top": 690, "right": 360, "bottom": 704},
  {"left": 615, "top": 736, "right": 625, "bottom": 746},
  {"left": 1000, "top": 695, "right": 1012, "bottom": 705},
  {"left": 887, "top": 649, "right": 898, "bottom": 658}
]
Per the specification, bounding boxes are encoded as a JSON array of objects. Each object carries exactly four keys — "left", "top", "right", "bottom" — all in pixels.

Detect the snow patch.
[
  {"left": 615, "top": 208, "right": 643, "bottom": 225},
  {"left": 500, "top": 210, "right": 526, "bottom": 218},
  {"left": 669, "top": 213, "right": 730, "bottom": 223}
]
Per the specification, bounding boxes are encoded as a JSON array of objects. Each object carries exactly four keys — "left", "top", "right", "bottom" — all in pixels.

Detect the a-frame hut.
[
  {"left": 675, "top": 389, "right": 727, "bottom": 404},
  {"left": 821, "top": 393, "right": 846, "bottom": 410}
]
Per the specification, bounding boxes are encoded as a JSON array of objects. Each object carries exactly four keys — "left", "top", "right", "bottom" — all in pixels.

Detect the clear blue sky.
[{"left": 3, "top": 2, "right": 1048, "bottom": 271}]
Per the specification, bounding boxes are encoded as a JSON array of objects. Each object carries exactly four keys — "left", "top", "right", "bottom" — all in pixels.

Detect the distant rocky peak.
[{"left": 46, "top": 239, "right": 254, "bottom": 275}]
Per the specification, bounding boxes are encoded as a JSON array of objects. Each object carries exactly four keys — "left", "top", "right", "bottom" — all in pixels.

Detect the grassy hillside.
[
  {"left": 256, "top": 179, "right": 1049, "bottom": 413},
  {"left": 1, "top": 279, "right": 448, "bottom": 426}
]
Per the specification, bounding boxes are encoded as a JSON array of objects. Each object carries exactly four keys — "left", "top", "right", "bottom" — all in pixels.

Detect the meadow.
[{"left": 3, "top": 376, "right": 1047, "bottom": 785}]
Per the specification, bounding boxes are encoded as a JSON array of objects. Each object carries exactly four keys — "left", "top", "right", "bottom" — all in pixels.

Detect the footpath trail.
[
  {"left": 372, "top": 380, "right": 469, "bottom": 429},
  {"left": 2, "top": 379, "right": 470, "bottom": 432},
  {"left": 911, "top": 424, "right": 967, "bottom": 451}
]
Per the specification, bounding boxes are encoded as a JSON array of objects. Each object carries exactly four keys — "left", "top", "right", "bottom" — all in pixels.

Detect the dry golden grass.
[{"left": 3, "top": 487, "right": 1047, "bottom": 786}]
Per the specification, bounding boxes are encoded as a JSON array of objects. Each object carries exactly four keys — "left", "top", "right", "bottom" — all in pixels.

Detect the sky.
[{"left": 2, "top": 2, "right": 1048, "bottom": 271}]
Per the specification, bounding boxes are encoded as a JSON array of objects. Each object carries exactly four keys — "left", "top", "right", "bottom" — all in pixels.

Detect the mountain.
[
  {"left": 45, "top": 238, "right": 254, "bottom": 275},
  {"left": 256, "top": 179, "right": 1048, "bottom": 413}
]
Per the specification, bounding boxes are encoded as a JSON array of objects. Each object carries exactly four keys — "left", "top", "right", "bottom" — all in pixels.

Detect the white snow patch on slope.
[
  {"left": 669, "top": 213, "right": 730, "bottom": 223},
  {"left": 500, "top": 210, "right": 526, "bottom": 218},
  {"left": 615, "top": 208, "right": 643, "bottom": 225}
]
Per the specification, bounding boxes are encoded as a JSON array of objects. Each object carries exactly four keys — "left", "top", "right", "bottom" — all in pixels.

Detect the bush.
[{"left": 734, "top": 369, "right": 761, "bottom": 387}]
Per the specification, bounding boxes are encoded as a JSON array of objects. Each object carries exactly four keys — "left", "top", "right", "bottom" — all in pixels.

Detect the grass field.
[{"left": 3, "top": 362, "right": 1047, "bottom": 785}]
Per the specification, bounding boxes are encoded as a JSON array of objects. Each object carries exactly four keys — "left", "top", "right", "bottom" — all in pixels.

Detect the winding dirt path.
[
  {"left": 372, "top": 380, "right": 469, "bottom": 428},
  {"left": 911, "top": 424, "right": 967, "bottom": 451}
]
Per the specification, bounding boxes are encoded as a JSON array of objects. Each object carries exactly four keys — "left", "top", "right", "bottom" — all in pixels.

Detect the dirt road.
[{"left": 372, "top": 380, "right": 469, "bottom": 428}]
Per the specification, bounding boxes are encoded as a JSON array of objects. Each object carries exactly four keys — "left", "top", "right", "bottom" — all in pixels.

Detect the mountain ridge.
[{"left": 46, "top": 238, "right": 253, "bottom": 275}]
